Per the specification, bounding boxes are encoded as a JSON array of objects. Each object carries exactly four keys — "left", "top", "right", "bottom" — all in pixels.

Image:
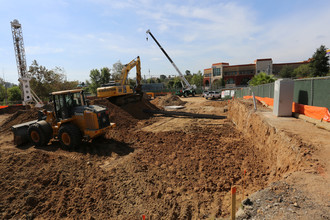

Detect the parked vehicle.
[
  {"left": 202, "top": 91, "right": 209, "bottom": 97},
  {"left": 205, "top": 91, "right": 221, "bottom": 100}
]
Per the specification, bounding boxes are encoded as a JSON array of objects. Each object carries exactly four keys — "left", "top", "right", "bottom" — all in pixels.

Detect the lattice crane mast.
[{"left": 11, "top": 19, "right": 43, "bottom": 107}]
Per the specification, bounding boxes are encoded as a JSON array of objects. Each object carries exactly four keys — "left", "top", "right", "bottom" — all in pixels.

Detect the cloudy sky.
[{"left": 0, "top": 0, "right": 330, "bottom": 83}]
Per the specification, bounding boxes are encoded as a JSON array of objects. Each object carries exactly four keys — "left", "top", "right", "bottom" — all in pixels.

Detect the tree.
[
  {"left": 146, "top": 78, "right": 155, "bottom": 84},
  {"left": 28, "top": 60, "right": 69, "bottom": 100},
  {"left": 159, "top": 75, "right": 167, "bottom": 81},
  {"left": 293, "top": 64, "right": 311, "bottom": 78},
  {"left": 173, "top": 77, "right": 182, "bottom": 88},
  {"left": 0, "top": 78, "right": 6, "bottom": 101},
  {"left": 309, "top": 45, "right": 329, "bottom": 77},
  {"left": 7, "top": 86, "right": 21, "bottom": 101},
  {"left": 279, "top": 65, "right": 295, "bottom": 78},
  {"left": 100, "top": 67, "right": 111, "bottom": 84},
  {"left": 112, "top": 61, "right": 124, "bottom": 80},
  {"left": 89, "top": 69, "right": 102, "bottom": 94},
  {"left": 191, "top": 71, "right": 203, "bottom": 87},
  {"left": 0, "top": 84, "right": 5, "bottom": 102},
  {"left": 249, "top": 72, "right": 275, "bottom": 86}
]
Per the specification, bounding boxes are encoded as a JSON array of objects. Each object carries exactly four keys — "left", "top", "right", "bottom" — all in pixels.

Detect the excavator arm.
[{"left": 120, "top": 56, "right": 142, "bottom": 93}]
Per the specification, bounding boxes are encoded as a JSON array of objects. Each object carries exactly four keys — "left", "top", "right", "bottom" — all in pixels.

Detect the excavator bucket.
[{"left": 11, "top": 120, "right": 37, "bottom": 146}]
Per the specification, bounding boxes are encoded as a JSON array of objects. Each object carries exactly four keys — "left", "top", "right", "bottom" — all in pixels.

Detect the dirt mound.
[
  {"left": 0, "top": 109, "right": 39, "bottom": 132},
  {"left": 0, "top": 105, "right": 26, "bottom": 115},
  {"left": 151, "top": 94, "right": 186, "bottom": 108},
  {"left": 91, "top": 97, "right": 158, "bottom": 128}
]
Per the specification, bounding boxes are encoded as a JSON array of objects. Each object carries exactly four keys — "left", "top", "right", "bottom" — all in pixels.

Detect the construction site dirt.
[{"left": 0, "top": 96, "right": 329, "bottom": 219}]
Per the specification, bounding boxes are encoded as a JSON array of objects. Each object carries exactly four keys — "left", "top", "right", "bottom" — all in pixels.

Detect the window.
[
  {"left": 226, "top": 78, "right": 235, "bottom": 84},
  {"left": 213, "top": 68, "right": 221, "bottom": 76}
]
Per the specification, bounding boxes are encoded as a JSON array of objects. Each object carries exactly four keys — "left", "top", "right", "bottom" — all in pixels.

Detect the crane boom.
[
  {"left": 11, "top": 19, "right": 43, "bottom": 107},
  {"left": 146, "top": 29, "right": 192, "bottom": 90}
]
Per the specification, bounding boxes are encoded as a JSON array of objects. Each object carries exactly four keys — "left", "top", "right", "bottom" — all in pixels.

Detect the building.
[{"left": 203, "top": 58, "right": 309, "bottom": 88}]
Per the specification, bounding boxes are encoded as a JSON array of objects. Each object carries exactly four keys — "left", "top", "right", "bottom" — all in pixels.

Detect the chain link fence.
[{"left": 234, "top": 76, "right": 330, "bottom": 109}]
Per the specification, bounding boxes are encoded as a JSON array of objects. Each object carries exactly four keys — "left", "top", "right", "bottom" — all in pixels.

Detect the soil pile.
[
  {"left": 151, "top": 94, "right": 186, "bottom": 108},
  {"left": 0, "top": 109, "right": 39, "bottom": 132},
  {"left": 91, "top": 99, "right": 138, "bottom": 128},
  {"left": 91, "top": 97, "right": 158, "bottom": 128},
  {"left": 0, "top": 105, "right": 26, "bottom": 114}
]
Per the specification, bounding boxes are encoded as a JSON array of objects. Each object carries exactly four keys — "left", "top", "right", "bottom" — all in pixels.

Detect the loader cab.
[{"left": 52, "top": 89, "right": 86, "bottom": 120}]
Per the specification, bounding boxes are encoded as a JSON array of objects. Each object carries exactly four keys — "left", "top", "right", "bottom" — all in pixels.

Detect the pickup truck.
[{"left": 205, "top": 91, "right": 221, "bottom": 99}]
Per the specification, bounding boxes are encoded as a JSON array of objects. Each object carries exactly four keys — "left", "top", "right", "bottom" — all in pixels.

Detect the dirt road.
[{"left": 0, "top": 96, "right": 328, "bottom": 219}]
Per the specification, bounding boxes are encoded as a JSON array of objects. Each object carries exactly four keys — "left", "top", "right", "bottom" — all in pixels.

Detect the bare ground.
[{"left": 0, "top": 96, "right": 329, "bottom": 219}]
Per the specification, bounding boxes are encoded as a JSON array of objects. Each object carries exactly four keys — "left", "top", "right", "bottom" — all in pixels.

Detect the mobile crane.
[
  {"left": 97, "top": 56, "right": 142, "bottom": 105},
  {"left": 10, "top": 19, "right": 43, "bottom": 107},
  {"left": 146, "top": 29, "right": 196, "bottom": 97}
]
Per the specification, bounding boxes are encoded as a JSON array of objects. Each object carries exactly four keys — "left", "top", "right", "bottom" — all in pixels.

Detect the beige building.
[{"left": 203, "top": 58, "right": 308, "bottom": 88}]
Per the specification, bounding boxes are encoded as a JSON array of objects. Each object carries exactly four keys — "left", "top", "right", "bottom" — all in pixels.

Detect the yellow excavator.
[
  {"left": 12, "top": 89, "right": 115, "bottom": 149},
  {"left": 97, "top": 56, "right": 142, "bottom": 105}
]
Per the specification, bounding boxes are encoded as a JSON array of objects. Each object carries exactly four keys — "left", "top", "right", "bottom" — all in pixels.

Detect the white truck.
[{"left": 205, "top": 91, "right": 221, "bottom": 100}]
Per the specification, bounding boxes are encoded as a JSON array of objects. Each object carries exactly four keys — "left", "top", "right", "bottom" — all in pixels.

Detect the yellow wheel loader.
[{"left": 12, "top": 89, "right": 115, "bottom": 148}]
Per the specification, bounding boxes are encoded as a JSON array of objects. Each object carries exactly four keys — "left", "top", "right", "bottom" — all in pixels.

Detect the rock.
[
  {"left": 242, "top": 198, "right": 253, "bottom": 206},
  {"left": 293, "top": 202, "right": 300, "bottom": 208},
  {"left": 25, "top": 196, "right": 38, "bottom": 207},
  {"left": 166, "top": 187, "right": 173, "bottom": 194},
  {"left": 236, "top": 207, "right": 249, "bottom": 219}
]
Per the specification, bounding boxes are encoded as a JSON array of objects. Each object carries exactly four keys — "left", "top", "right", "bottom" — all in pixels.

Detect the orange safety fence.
[
  {"left": 243, "top": 96, "right": 330, "bottom": 122},
  {"left": 243, "top": 96, "right": 274, "bottom": 106},
  {"left": 0, "top": 105, "right": 8, "bottom": 109}
]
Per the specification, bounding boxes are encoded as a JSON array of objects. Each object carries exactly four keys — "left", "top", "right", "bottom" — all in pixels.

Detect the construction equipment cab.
[
  {"left": 12, "top": 89, "right": 115, "bottom": 149},
  {"left": 97, "top": 56, "right": 142, "bottom": 105}
]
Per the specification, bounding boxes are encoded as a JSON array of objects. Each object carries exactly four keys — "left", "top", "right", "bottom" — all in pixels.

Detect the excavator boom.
[{"left": 97, "top": 56, "right": 143, "bottom": 105}]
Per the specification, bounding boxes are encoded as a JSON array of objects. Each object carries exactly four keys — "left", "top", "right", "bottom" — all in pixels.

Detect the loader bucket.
[{"left": 11, "top": 120, "right": 37, "bottom": 146}]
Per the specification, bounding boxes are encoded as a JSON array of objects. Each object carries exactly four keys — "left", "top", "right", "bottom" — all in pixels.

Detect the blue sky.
[{"left": 0, "top": 0, "right": 330, "bottom": 84}]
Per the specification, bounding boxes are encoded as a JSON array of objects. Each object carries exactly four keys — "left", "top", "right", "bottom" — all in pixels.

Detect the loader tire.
[
  {"left": 28, "top": 123, "right": 47, "bottom": 147},
  {"left": 58, "top": 124, "right": 82, "bottom": 149}
]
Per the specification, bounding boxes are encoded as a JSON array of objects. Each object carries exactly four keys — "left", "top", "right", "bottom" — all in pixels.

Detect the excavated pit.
[{"left": 0, "top": 97, "right": 321, "bottom": 219}]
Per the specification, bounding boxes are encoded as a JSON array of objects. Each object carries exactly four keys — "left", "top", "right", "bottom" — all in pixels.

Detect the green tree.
[
  {"left": 279, "top": 65, "right": 295, "bottom": 78},
  {"left": 89, "top": 69, "right": 102, "bottom": 94},
  {"left": 7, "top": 86, "right": 21, "bottom": 101},
  {"left": 173, "top": 77, "right": 182, "bottom": 88},
  {"left": 159, "top": 75, "right": 167, "bottom": 82},
  {"left": 293, "top": 64, "right": 311, "bottom": 78},
  {"left": 146, "top": 78, "right": 155, "bottom": 84},
  {"left": 191, "top": 71, "right": 203, "bottom": 87},
  {"left": 309, "top": 45, "right": 329, "bottom": 77},
  {"left": 29, "top": 60, "right": 71, "bottom": 100},
  {"left": 0, "top": 78, "right": 6, "bottom": 101},
  {"left": 0, "top": 84, "right": 5, "bottom": 102},
  {"left": 249, "top": 72, "right": 275, "bottom": 86},
  {"left": 100, "top": 67, "right": 111, "bottom": 84}
]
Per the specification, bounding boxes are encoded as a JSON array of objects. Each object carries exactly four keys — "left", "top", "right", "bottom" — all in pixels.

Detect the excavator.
[
  {"left": 12, "top": 89, "right": 115, "bottom": 149},
  {"left": 97, "top": 56, "right": 142, "bottom": 105}
]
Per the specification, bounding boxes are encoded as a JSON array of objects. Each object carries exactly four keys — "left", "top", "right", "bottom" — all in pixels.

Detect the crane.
[
  {"left": 10, "top": 19, "right": 43, "bottom": 107},
  {"left": 146, "top": 29, "right": 196, "bottom": 97}
]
